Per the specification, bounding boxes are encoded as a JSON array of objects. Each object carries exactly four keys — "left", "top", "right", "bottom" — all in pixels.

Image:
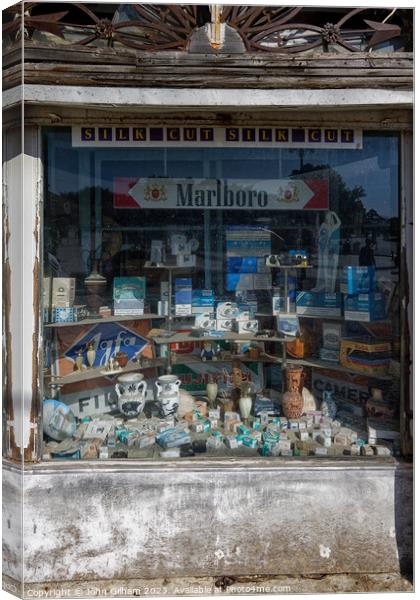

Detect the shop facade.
[{"left": 2, "top": 3, "right": 413, "bottom": 594}]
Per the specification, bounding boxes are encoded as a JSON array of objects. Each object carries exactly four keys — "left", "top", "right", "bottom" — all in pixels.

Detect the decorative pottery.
[
  {"left": 86, "top": 342, "right": 96, "bottom": 368},
  {"left": 115, "top": 373, "right": 147, "bottom": 418},
  {"left": 302, "top": 386, "right": 317, "bottom": 412},
  {"left": 155, "top": 374, "right": 181, "bottom": 418},
  {"left": 43, "top": 399, "right": 76, "bottom": 441},
  {"left": 75, "top": 349, "right": 84, "bottom": 371},
  {"left": 320, "top": 390, "right": 337, "bottom": 420},
  {"left": 206, "top": 378, "right": 218, "bottom": 408},
  {"left": 84, "top": 260, "right": 107, "bottom": 315},
  {"left": 239, "top": 382, "right": 253, "bottom": 420},
  {"left": 282, "top": 365, "right": 304, "bottom": 419}
]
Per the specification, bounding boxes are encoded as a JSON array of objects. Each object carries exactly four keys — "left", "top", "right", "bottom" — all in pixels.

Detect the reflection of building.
[{"left": 2, "top": 4, "right": 413, "bottom": 594}]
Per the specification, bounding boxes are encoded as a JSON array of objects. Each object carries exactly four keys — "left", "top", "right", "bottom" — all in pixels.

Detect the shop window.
[{"left": 42, "top": 127, "right": 401, "bottom": 461}]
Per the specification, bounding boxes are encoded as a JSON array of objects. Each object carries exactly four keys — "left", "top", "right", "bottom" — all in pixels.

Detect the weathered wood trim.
[
  {"left": 2, "top": 124, "right": 42, "bottom": 462},
  {"left": 10, "top": 106, "right": 411, "bottom": 131},
  {"left": 2, "top": 85, "right": 414, "bottom": 112},
  {"left": 2, "top": 43, "right": 413, "bottom": 90}
]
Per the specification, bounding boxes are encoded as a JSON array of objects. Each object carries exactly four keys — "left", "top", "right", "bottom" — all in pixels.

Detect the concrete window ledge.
[{"left": 3, "top": 457, "right": 412, "bottom": 585}]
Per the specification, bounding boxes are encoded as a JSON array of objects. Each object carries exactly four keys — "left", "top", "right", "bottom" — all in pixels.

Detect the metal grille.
[{"left": 2, "top": 3, "right": 412, "bottom": 53}]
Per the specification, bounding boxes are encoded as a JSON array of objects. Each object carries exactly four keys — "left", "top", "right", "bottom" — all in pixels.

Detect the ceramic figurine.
[
  {"left": 86, "top": 342, "right": 96, "bottom": 368},
  {"left": 115, "top": 373, "right": 147, "bottom": 418},
  {"left": 201, "top": 342, "right": 216, "bottom": 361},
  {"left": 116, "top": 351, "right": 129, "bottom": 368},
  {"left": 302, "top": 386, "right": 317, "bottom": 412},
  {"left": 320, "top": 389, "right": 337, "bottom": 420},
  {"left": 313, "top": 211, "right": 341, "bottom": 293},
  {"left": 155, "top": 374, "right": 181, "bottom": 418},
  {"left": 206, "top": 377, "right": 218, "bottom": 408},
  {"left": 282, "top": 366, "right": 304, "bottom": 419},
  {"left": 75, "top": 349, "right": 84, "bottom": 371},
  {"left": 239, "top": 382, "right": 253, "bottom": 420}
]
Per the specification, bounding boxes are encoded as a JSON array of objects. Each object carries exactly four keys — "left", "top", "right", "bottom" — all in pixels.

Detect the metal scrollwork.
[{"left": 2, "top": 3, "right": 411, "bottom": 53}]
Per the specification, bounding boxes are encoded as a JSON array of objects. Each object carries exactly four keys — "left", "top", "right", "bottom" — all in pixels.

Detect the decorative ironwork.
[{"left": 2, "top": 3, "right": 412, "bottom": 54}]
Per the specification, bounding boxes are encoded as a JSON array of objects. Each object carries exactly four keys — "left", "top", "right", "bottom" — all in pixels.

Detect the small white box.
[
  {"left": 195, "top": 313, "right": 216, "bottom": 330},
  {"left": 216, "top": 302, "right": 239, "bottom": 319},
  {"left": 233, "top": 320, "right": 259, "bottom": 334},
  {"left": 52, "top": 278, "right": 75, "bottom": 307},
  {"left": 171, "top": 234, "right": 188, "bottom": 255},
  {"left": 216, "top": 318, "right": 234, "bottom": 331},
  {"left": 322, "top": 322, "right": 342, "bottom": 350},
  {"left": 175, "top": 304, "right": 192, "bottom": 316},
  {"left": 176, "top": 254, "right": 196, "bottom": 267}
]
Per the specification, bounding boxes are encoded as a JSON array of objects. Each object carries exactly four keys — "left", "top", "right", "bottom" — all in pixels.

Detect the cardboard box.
[
  {"left": 322, "top": 321, "right": 342, "bottom": 349},
  {"left": 216, "top": 302, "right": 239, "bottom": 319},
  {"left": 342, "top": 266, "right": 376, "bottom": 295},
  {"left": 113, "top": 298, "right": 145, "bottom": 316},
  {"left": 195, "top": 313, "right": 216, "bottom": 330},
  {"left": 52, "top": 278, "right": 76, "bottom": 307},
  {"left": 233, "top": 320, "right": 259, "bottom": 334},
  {"left": 53, "top": 305, "right": 88, "bottom": 323},
  {"left": 296, "top": 292, "right": 342, "bottom": 317},
  {"left": 113, "top": 277, "right": 146, "bottom": 300},
  {"left": 176, "top": 254, "right": 196, "bottom": 267},
  {"left": 227, "top": 257, "right": 258, "bottom": 273},
  {"left": 175, "top": 278, "right": 192, "bottom": 305},
  {"left": 175, "top": 304, "right": 192, "bottom": 316},
  {"left": 216, "top": 318, "right": 234, "bottom": 332},
  {"left": 344, "top": 292, "right": 386, "bottom": 322},
  {"left": 319, "top": 347, "right": 340, "bottom": 363},
  {"left": 340, "top": 338, "right": 391, "bottom": 376}
]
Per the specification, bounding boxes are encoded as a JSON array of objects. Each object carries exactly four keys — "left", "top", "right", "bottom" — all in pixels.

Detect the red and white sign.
[{"left": 114, "top": 177, "right": 329, "bottom": 210}]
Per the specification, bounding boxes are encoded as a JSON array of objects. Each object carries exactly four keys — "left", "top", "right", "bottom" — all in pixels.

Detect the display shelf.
[
  {"left": 44, "top": 313, "right": 164, "bottom": 328},
  {"left": 287, "top": 357, "right": 393, "bottom": 381},
  {"left": 170, "top": 352, "right": 284, "bottom": 366},
  {"left": 266, "top": 264, "right": 313, "bottom": 269},
  {"left": 46, "top": 358, "right": 166, "bottom": 386},
  {"left": 256, "top": 313, "right": 392, "bottom": 325},
  {"left": 149, "top": 331, "right": 296, "bottom": 345}
]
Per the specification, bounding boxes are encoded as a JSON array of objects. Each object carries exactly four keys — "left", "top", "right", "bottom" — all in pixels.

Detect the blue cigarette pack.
[
  {"left": 344, "top": 292, "right": 386, "bottom": 322},
  {"left": 342, "top": 266, "right": 376, "bottom": 294}
]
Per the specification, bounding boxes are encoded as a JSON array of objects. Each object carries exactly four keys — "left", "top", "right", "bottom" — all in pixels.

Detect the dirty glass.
[{"left": 42, "top": 127, "right": 401, "bottom": 461}]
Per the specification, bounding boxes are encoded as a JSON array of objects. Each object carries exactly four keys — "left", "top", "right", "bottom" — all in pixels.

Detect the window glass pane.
[{"left": 42, "top": 128, "right": 401, "bottom": 461}]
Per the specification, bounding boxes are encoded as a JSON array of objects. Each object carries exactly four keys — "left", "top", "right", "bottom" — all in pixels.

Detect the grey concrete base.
[
  {"left": 2, "top": 458, "right": 413, "bottom": 585},
  {"left": 2, "top": 571, "right": 413, "bottom": 599}
]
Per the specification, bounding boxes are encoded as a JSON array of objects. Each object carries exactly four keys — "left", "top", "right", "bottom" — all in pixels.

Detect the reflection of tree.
[{"left": 291, "top": 162, "right": 367, "bottom": 234}]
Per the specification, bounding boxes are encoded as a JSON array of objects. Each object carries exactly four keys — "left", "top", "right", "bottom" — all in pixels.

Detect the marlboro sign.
[{"left": 114, "top": 177, "right": 329, "bottom": 211}]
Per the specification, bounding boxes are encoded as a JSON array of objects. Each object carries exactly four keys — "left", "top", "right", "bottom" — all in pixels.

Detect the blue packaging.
[
  {"left": 53, "top": 305, "right": 89, "bottom": 323},
  {"left": 296, "top": 292, "right": 342, "bottom": 317},
  {"left": 343, "top": 266, "right": 376, "bottom": 294},
  {"left": 175, "top": 278, "right": 192, "bottom": 304},
  {"left": 344, "top": 292, "right": 386, "bottom": 322},
  {"left": 227, "top": 257, "right": 258, "bottom": 274}
]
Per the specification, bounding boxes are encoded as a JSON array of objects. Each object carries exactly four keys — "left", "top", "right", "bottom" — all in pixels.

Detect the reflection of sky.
[{"left": 47, "top": 131, "right": 399, "bottom": 219}]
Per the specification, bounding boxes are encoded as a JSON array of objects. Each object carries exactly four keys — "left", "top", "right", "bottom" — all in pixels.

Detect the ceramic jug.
[
  {"left": 155, "top": 375, "right": 181, "bottom": 418},
  {"left": 115, "top": 373, "right": 147, "bottom": 418}
]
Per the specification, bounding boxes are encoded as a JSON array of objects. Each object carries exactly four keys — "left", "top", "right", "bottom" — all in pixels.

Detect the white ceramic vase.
[{"left": 115, "top": 373, "right": 147, "bottom": 418}]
